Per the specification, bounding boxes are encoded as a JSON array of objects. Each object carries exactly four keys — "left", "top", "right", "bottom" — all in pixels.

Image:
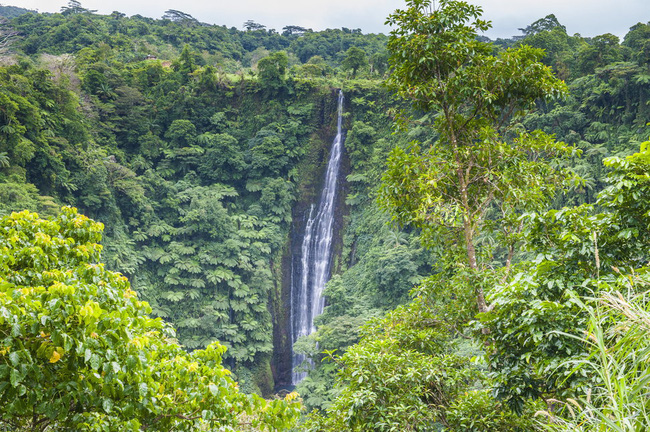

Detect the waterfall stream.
[{"left": 291, "top": 90, "right": 345, "bottom": 384}]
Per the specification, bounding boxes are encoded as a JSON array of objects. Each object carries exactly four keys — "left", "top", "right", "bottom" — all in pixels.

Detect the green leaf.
[
  {"left": 90, "top": 354, "right": 101, "bottom": 370},
  {"left": 103, "top": 398, "right": 113, "bottom": 413},
  {"left": 10, "top": 369, "right": 21, "bottom": 387},
  {"left": 138, "top": 383, "right": 148, "bottom": 398}
]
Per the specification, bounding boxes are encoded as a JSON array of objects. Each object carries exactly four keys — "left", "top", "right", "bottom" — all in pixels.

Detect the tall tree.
[
  {"left": 282, "top": 25, "right": 310, "bottom": 36},
  {"left": 60, "top": 0, "right": 96, "bottom": 15},
  {"left": 518, "top": 14, "right": 566, "bottom": 36},
  {"left": 381, "top": 0, "right": 571, "bottom": 314},
  {"left": 162, "top": 9, "right": 198, "bottom": 25},
  {"left": 342, "top": 46, "right": 368, "bottom": 77},
  {"left": 243, "top": 20, "right": 266, "bottom": 31},
  {"left": 175, "top": 44, "right": 197, "bottom": 80},
  {"left": 257, "top": 51, "right": 288, "bottom": 92}
]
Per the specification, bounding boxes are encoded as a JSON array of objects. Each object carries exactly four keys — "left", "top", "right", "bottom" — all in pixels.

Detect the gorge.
[{"left": 290, "top": 90, "right": 346, "bottom": 384}]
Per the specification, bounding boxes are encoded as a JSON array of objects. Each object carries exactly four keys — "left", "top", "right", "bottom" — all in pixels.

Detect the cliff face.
[{"left": 272, "top": 89, "right": 350, "bottom": 388}]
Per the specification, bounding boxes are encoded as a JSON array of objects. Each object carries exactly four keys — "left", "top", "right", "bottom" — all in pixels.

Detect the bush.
[
  {"left": 446, "top": 389, "right": 539, "bottom": 431},
  {"left": 0, "top": 208, "right": 300, "bottom": 431}
]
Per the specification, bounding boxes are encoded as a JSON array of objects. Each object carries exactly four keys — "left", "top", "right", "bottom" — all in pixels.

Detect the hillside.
[{"left": 0, "top": 1, "right": 649, "bottom": 430}]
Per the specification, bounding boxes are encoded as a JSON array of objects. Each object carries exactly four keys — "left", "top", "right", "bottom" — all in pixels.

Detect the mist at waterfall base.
[{"left": 290, "top": 91, "right": 345, "bottom": 385}]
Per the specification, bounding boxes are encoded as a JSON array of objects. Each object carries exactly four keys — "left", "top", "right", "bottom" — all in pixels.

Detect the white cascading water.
[{"left": 291, "top": 90, "right": 345, "bottom": 384}]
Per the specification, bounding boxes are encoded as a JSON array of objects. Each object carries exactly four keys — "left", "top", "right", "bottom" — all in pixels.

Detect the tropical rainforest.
[{"left": 0, "top": 0, "right": 649, "bottom": 430}]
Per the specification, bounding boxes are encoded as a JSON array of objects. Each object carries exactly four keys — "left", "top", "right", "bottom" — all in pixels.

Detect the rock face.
[
  {"left": 291, "top": 90, "right": 346, "bottom": 384},
  {"left": 271, "top": 89, "right": 348, "bottom": 388}
]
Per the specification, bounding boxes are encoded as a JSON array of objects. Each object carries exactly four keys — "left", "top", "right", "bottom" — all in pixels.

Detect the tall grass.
[{"left": 539, "top": 288, "right": 650, "bottom": 431}]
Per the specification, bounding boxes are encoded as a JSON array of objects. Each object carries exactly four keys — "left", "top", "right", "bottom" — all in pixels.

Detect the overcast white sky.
[{"left": 3, "top": 0, "right": 649, "bottom": 39}]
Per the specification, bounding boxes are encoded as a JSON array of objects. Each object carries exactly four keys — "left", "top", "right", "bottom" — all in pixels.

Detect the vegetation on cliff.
[{"left": 0, "top": 0, "right": 649, "bottom": 429}]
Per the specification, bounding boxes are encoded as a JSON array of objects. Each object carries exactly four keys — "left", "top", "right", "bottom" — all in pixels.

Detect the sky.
[{"left": 3, "top": 0, "right": 649, "bottom": 39}]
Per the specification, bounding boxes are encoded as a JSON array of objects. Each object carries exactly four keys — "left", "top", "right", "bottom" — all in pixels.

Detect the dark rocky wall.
[{"left": 271, "top": 88, "right": 350, "bottom": 389}]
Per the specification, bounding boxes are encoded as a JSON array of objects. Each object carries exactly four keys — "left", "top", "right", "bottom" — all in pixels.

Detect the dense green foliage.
[
  {"left": 304, "top": 297, "right": 539, "bottom": 431},
  {"left": 296, "top": 2, "right": 650, "bottom": 431},
  {"left": 2, "top": 7, "right": 387, "bottom": 74},
  {"left": 482, "top": 140, "right": 650, "bottom": 410},
  {"left": 0, "top": 207, "right": 300, "bottom": 431},
  {"left": 0, "top": 0, "right": 649, "bottom": 429},
  {"left": 0, "top": 4, "right": 392, "bottom": 390}
]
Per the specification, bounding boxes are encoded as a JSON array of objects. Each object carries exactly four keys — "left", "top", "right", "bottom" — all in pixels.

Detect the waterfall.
[{"left": 291, "top": 90, "right": 345, "bottom": 384}]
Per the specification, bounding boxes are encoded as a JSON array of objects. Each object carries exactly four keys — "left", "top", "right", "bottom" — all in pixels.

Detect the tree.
[
  {"left": 0, "top": 208, "right": 300, "bottom": 430},
  {"left": 622, "top": 22, "right": 650, "bottom": 66},
  {"left": 282, "top": 25, "right": 311, "bottom": 37},
  {"left": 243, "top": 20, "right": 266, "bottom": 31},
  {"left": 60, "top": 0, "right": 96, "bottom": 15},
  {"left": 257, "top": 51, "right": 288, "bottom": 92},
  {"left": 162, "top": 9, "right": 198, "bottom": 25},
  {"left": 341, "top": 46, "right": 368, "bottom": 78},
  {"left": 165, "top": 119, "right": 197, "bottom": 148},
  {"left": 576, "top": 33, "right": 623, "bottom": 74},
  {"left": 518, "top": 14, "right": 566, "bottom": 36},
  {"left": 369, "top": 50, "right": 389, "bottom": 76},
  {"left": 381, "top": 0, "right": 571, "bottom": 314},
  {"left": 0, "top": 18, "right": 19, "bottom": 53},
  {"left": 174, "top": 44, "right": 197, "bottom": 81}
]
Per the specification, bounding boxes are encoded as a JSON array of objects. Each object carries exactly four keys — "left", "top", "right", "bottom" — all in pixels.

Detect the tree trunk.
[
  {"left": 458, "top": 166, "right": 488, "bottom": 315},
  {"left": 463, "top": 219, "right": 488, "bottom": 314}
]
